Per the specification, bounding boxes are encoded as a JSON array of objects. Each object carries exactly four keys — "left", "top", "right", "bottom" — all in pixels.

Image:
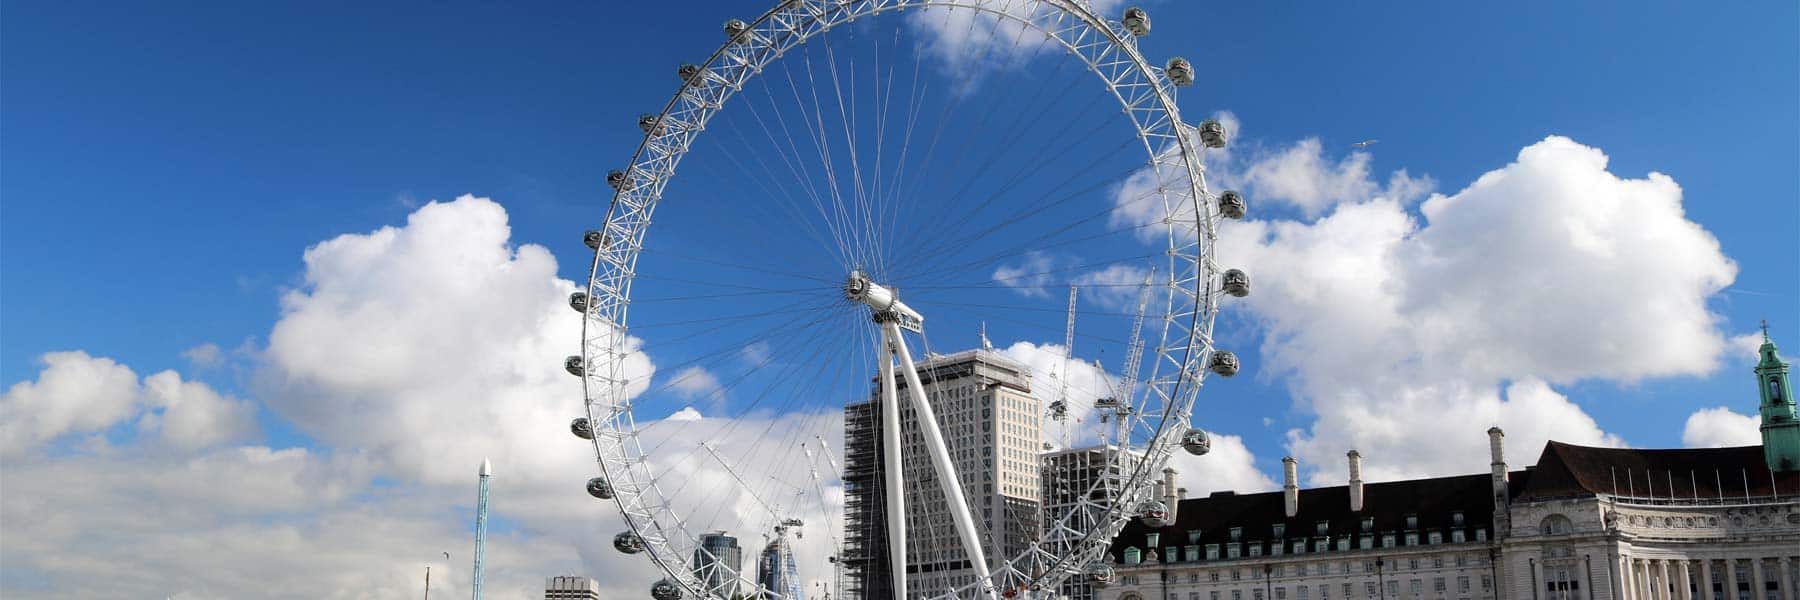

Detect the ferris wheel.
[{"left": 566, "top": 1, "right": 1249, "bottom": 598}]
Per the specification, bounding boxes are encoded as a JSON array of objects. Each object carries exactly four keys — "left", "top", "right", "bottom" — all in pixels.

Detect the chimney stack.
[
  {"left": 1162, "top": 467, "right": 1180, "bottom": 522},
  {"left": 1488, "top": 427, "right": 1511, "bottom": 538},
  {"left": 1347, "top": 450, "right": 1364, "bottom": 512},
  {"left": 1282, "top": 456, "right": 1299, "bottom": 517}
]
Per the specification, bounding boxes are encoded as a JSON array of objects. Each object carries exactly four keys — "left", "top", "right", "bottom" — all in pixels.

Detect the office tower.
[
  {"left": 694, "top": 531, "right": 743, "bottom": 598},
  {"left": 543, "top": 575, "right": 601, "bottom": 600},
  {"left": 757, "top": 529, "right": 805, "bottom": 600},
  {"left": 842, "top": 348, "right": 1042, "bottom": 599}
]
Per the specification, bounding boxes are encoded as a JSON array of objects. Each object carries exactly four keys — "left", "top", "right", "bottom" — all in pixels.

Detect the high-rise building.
[
  {"left": 842, "top": 348, "right": 1043, "bottom": 599},
  {"left": 757, "top": 530, "right": 805, "bottom": 600},
  {"left": 694, "top": 531, "right": 743, "bottom": 598},
  {"left": 543, "top": 575, "right": 600, "bottom": 600}
]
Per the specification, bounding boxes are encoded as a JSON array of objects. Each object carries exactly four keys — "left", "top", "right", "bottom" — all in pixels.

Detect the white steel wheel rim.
[{"left": 577, "top": 1, "right": 1227, "bottom": 597}]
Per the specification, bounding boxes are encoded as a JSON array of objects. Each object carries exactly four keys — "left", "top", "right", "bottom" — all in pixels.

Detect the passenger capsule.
[
  {"left": 1197, "top": 119, "right": 1228, "bottom": 149},
  {"left": 569, "top": 292, "right": 591, "bottom": 313},
  {"left": 1094, "top": 396, "right": 1120, "bottom": 410},
  {"left": 1181, "top": 427, "right": 1212, "bottom": 456},
  {"left": 583, "top": 229, "right": 606, "bottom": 250},
  {"left": 614, "top": 531, "right": 646, "bottom": 554},
  {"left": 565, "top": 355, "right": 586, "bottom": 377},
  {"left": 587, "top": 476, "right": 614, "bottom": 499},
  {"left": 637, "top": 113, "right": 664, "bottom": 135},
  {"left": 571, "top": 417, "right": 594, "bottom": 440},
  {"left": 650, "top": 578, "right": 683, "bottom": 600},
  {"left": 724, "top": 19, "right": 750, "bottom": 42},
  {"left": 1206, "top": 350, "right": 1240, "bottom": 377},
  {"left": 1137, "top": 499, "right": 1170, "bottom": 527},
  {"left": 607, "top": 169, "right": 633, "bottom": 192},
  {"left": 1048, "top": 399, "right": 1067, "bottom": 417},
  {"left": 1122, "top": 7, "right": 1151, "bottom": 37},
  {"left": 1221, "top": 269, "right": 1250, "bottom": 298},
  {"left": 1217, "top": 190, "right": 1247, "bottom": 220},
  {"left": 678, "top": 63, "right": 704, "bottom": 85},
  {"left": 1085, "top": 561, "right": 1116, "bottom": 587},
  {"left": 1165, "top": 57, "right": 1194, "bottom": 87}
]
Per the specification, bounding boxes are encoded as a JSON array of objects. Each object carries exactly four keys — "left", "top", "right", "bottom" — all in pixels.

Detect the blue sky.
[
  {"left": 6, "top": 0, "right": 1793, "bottom": 447},
  {"left": 1, "top": 1, "right": 1796, "bottom": 597}
]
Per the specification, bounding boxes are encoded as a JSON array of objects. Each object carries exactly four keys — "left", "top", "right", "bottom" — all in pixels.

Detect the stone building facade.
[{"left": 1098, "top": 333, "right": 1800, "bottom": 600}]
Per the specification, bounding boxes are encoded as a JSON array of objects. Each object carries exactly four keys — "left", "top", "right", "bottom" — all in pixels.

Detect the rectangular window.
[
  {"left": 1276, "top": 588, "right": 1287, "bottom": 600},
  {"left": 1359, "top": 535, "right": 1374, "bottom": 550},
  {"left": 1168, "top": 547, "right": 1180, "bottom": 562},
  {"left": 1386, "top": 581, "right": 1398, "bottom": 597},
  {"left": 1457, "top": 576, "right": 1470, "bottom": 593},
  {"left": 1405, "top": 514, "right": 1418, "bottom": 529},
  {"left": 1365, "top": 582, "right": 1377, "bottom": 598},
  {"left": 1254, "top": 590, "right": 1265, "bottom": 600},
  {"left": 1343, "top": 583, "right": 1353, "bottom": 599},
  {"left": 1404, "top": 533, "right": 1418, "bottom": 546},
  {"left": 1273, "top": 523, "right": 1286, "bottom": 538},
  {"left": 1231, "top": 527, "right": 1243, "bottom": 541},
  {"left": 1452, "top": 511, "right": 1465, "bottom": 526},
  {"left": 1381, "top": 534, "right": 1396, "bottom": 548},
  {"left": 1228, "top": 544, "right": 1241, "bottom": 559},
  {"left": 1293, "top": 540, "right": 1306, "bottom": 554},
  {"left": 1186, "top": 545, "right": 1200, "bottom": 562},
  {"left": 1409, "top": 580, "right": 1422, "bottom": 594},
  {"left": 1298, "top": 586, "right": 1309, "bottom": 600},
  {"left": 1433, "top": 578, "right": 1446, "bottom": 592},
  {"left": 1428, "top": 531, "right": 1443, "bottom": 545},
  {"left": 1452, "top": 529, "right": 1466, "bottom": 544},
  {"left": 1336, "top": 537, "right": 1351, "bottom": 551},
  {"left": 1361, "top": 517, "right": 1375, "bottom": 532},
  {"left": 1314, "top": 539, "right": 1329, "bottom": 552},
  {"left": 1455, "top": 555, "right": 1467, "bottom": 567},
  {"left": 1211, "top": 571, "right": 1221, "bottom": 582},
  {"left": 1272, "top": 543, "right": 1284, "bottom": 556},
  {"left": 1475, "top": 529, "right": 1487, "bottom": 542},
  {"left": 1207, "top": 544, "right": 1221, "bottom": 560},
  {"left": 1408, "top": 559, "right": 1419, "bottom": 571},
  {"left": 1481, "top": 575, "right": 1492, "bottom": 591},
  {"left": 1433, "top": 558, "right": 1443, "bottom": 569},
  {"left": 1275, "top": 565, "right": 1286, "bottom": 578},
  {"left": 1212, "top": 592, "right": 1221, "bottom": 600},
  {"left": 1233, "top": 591, "right": 1242, "bottom": 600},
  {"left": 1233, "top": 569, "right": 1242, "bottom": 581}
]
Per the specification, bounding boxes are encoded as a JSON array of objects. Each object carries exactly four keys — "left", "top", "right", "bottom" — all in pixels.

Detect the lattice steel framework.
[{"left": 576, "top": 0, "right": 1232, "bottom": 597}]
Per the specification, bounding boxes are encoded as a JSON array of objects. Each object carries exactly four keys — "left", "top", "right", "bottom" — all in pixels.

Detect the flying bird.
[{"left": 1350, "top": 139, "right": 1379, "bottom": 149}]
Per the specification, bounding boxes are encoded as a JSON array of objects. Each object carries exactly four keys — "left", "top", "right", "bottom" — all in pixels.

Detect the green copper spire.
[{"left": 1756, "top": 321, "right": 1800, "bottom": 472}]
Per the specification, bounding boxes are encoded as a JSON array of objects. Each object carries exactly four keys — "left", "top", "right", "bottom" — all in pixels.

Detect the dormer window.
[
  {"left": 1148, "top": 533, "right": 1161, "bottom": 547},
  {"left": 1315, "top": 521, "right": 1330, "bottom": 535},
  {"left": 1272, "top": 523, "right": 1286, "bottom": 538},
  {"left": 1230, "top": 527, "right": 1242, "bottom": 542},
  {"left": 1452, "top": 511, "right": 1465, "bottom": 526},
  {"left": 1404, "top": 514, "right": 1418, "bottom": 529},
  {"left": 1361, "top": 517, "right": 1374, "bottom": 532}
]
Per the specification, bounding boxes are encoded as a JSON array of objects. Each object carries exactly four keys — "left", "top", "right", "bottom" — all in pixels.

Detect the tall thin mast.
[{"left": 471, "top": 459, "right": 490, "bottom": 600}]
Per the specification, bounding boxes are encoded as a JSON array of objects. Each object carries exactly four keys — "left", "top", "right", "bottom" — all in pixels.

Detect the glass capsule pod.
[
  {"left": 677, "top": 63, "right": 704, "bottom": 85},
  {"left": 1207, "top": 350, "right": 1239, "bottom": 377},
  {"left": 1122, "top": 7, "right": 1151, "bottom": 36},
  {"left": 1217, "top": 190, "right": 1247, "bottom": 219},
  {"left": 1221, "top": 269, "right": 1250, "bottom": 298},
  {"left": 587, "top": 476, "right": 614, "bottom": 499},
  {"left": 583, "top": 229, "right": 606, "bottom": 250},
  {"left": 1197, "top": 119, "right": 1228, "bottom": 149},
  {"left": 1085, "top": 561, "right": 1116, "bottom": 587},
  {"left": 1094, "top": 396, "right": 1120, "bottom": 410},
  {"left": 570, "top": 417, "right": 594, "bottom": 440},
  {"left": 615, "top": 531, "right": 645, "bottom": 554},
  {"left": 569, "top": 292, "right": 590, "bottom": 313},
  {"left": 650, "top": 578, "right": 683, "bottom": 600},
  {"left": 564, "top": 355, "right": 586, "bottom": 377},
  {"left": 1137, "top": 499, "right": 1170, "bottom": 527},
  {"left": 723, "top": 19, "right": 749, "bottom": 42},
  {"left": 1165, "top": 57, "right": 1194, "bottom": 87},
  {"left": 606, "top": 169, "right": 633, "bottom": 192},
  {"left": 637, "top": 113, "right": 664, "bottom": 135},
  {"left": 1182, "top": 427, "right": 1212, "bottom": 456}
]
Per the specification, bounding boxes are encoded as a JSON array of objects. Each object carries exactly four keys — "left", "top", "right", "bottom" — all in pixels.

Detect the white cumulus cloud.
[{"left": 1682, "top": 406, "right": 1760, "bottom": 448}]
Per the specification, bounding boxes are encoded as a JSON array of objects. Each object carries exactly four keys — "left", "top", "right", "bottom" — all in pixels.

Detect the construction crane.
[{"left": 1048, "top": 286, "right": 1077, "bottom": 448}]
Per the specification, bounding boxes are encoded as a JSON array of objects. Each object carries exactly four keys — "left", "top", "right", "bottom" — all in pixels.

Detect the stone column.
[
  {"left": 1680, "top": 561, "right": 1694, "bottom": 600},
  {"left": 1623, "top": 557, "right": 1638, "bottom": 600},
  {"left": 1752, "top": 558, "right": 1766, "bottom": 600},
  {"left": 1702, "top": 560, "right": 1715, "bottom": 600},
  {"left": 1660, "top": 561, "right": 1673, "bottom": 600},
  {"left": 1726, "top": 559, "right": 1740, "bottom": 600},
  {"left": 1778, "top": 557, "right": 1795, "bottom": 600},
  {"left": 1535, "top": 559, "right": 1548, "bottom": 600}
]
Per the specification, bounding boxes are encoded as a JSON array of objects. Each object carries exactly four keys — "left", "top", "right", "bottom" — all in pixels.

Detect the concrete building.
[
  {"left": 544, "top": 575, "right": 601, "bottom": 600},
  {"left": 1096, "top": 331, "right": 1800, "bottom": 600},
  {"left": 842, "top": 349, "right": 1044, "bottom": 599},
  {"left": 1042, "top": 445, "right": 1151, "bottom": 600}
]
